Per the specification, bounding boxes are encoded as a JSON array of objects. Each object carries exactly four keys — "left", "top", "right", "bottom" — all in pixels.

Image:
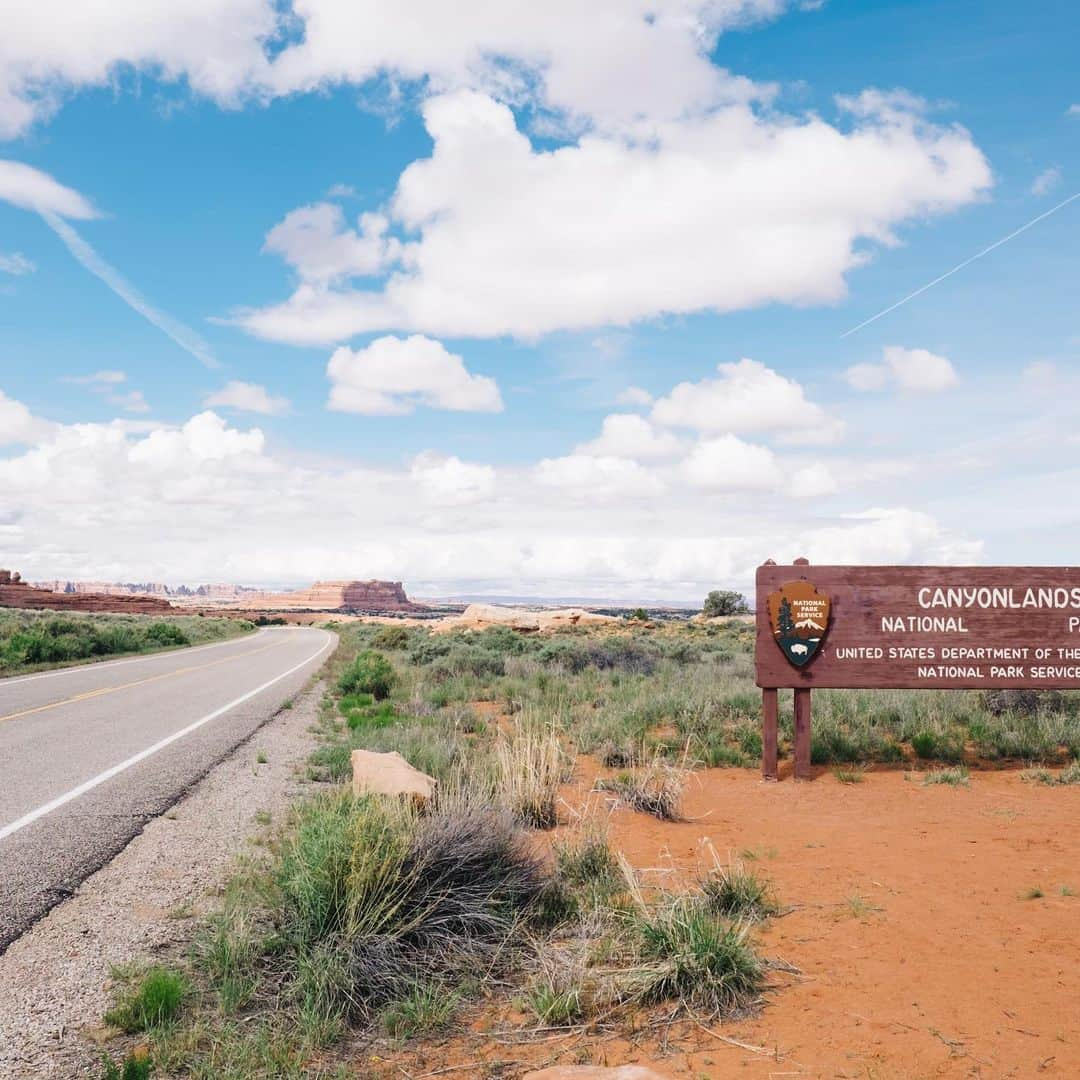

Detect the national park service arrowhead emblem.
[{"left": 768, "top": 581, "right": 830, "bottom": 668}]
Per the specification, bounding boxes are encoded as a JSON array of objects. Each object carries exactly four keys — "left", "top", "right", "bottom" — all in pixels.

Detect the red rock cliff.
[{"left": 0, "top": 570, "right": 174, "bottom": 614}]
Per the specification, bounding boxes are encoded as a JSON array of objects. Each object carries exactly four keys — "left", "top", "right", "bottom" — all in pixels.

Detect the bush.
[
  {"left": 702, "top": 590, "right": 750, "bottom": 618},
  {"left": 371, "top": 625, "right": 411, "bottom": 650},
  {"left": 145, "top": 622, "right": 190, "bottom": 647},
  {"left": 633, "top": 903, "right": 764, "bottom": 1015},
  {"left": 105, "top": 967, "right": 188, "bottom": 1032},
  {"left": 338, "top": 650, "right": 396, "bottom": 700},
  {"left": 699, "top": 858, "right": 778, "bottom": 921},
  {"left": 273, "top": 795, "right": 545, "bottom": 1018},
  {"left": 100, "top": 1052, "right": 152, "bottom": 1080}
]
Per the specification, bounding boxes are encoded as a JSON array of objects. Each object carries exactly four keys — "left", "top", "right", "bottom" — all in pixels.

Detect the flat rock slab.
[
  {"left": 350, "top": 749, "right": 436, "bottom": 801},
  {"left": 523, "top": 1068, "right": 676, "bottom": 1080}
]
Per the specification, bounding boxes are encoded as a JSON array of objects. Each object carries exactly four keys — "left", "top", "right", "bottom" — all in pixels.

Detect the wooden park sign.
[{"left": 756, "top": 559, "right": 1080, "bottom": 781}]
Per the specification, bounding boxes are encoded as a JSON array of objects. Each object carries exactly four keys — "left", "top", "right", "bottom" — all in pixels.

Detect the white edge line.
[
  {"left": 0, "top": 629, "right": 335, "bottom": 843},
  {"left": 0, "top": 626, "right": 274, "bottom": 687}
]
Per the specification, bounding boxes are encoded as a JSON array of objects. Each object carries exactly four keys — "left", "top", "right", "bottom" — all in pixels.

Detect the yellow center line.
[{"left": 0, "top": 639, "right": 289, "bottom": 724}]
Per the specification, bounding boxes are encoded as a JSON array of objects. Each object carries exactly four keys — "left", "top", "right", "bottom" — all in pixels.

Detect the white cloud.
[
  {"left": 127, "top": 411, "right": 265, "bottom": 468},
  {"left": 204, "top": 380, "right": 290, "bottom": 415},
  {"left": 651, "top": 358, "right": 842, "bottom": 444},
  {"left": 410, "top": 451, "right": 495, "bottom": 506},
  {"left": 110, "top": 390, "right": 151, "bottom": 415},
  {"left": 0, "top": 1, "right": 278, "bottom": 138},
  {"left": 0, "top": 251, "right": 34, "bottom": 275},
  {"left": 64, "top": 370, "right": 128, "bottom": 386},
  {"left": 534, "top": 454, "right": 665, "bottom": 499},
  {"left": 236, "top": 88, "right": 990, "bottom": 344},
  {"left": 0, "top": 390, "right": 54, "bottom": 446},
  {"left": 616, "top": 386, "right": 653, "bottom": 408},
  {"left": 0, "top": 391, "right": 994, "bottom": 600},
  {"left": 326, "top": 334, "right": 502, "bottom": 415},
  {"left": 263, "top": 203, "right": 401, "bottom": 285},
  {"left": 63, "top": 370, "right": 150, "bottom": 413},
  {"left": 845, "top": 346, "right": 958, "bottom": 394},
  {"left": 1068, "top": 105, "right": 1080, "bottom": 117},
  {"left": 0, "top": 159, "right": 97, "bottom": 218},
  {"left": 575, "top": 413, "right": 684, "bottom": 460},
  {"left": 681, "top": 434, "right": 783, "bottom": 491},
  {"left": 1031, "top": 167, "right": 1061, "bottom": 196}
]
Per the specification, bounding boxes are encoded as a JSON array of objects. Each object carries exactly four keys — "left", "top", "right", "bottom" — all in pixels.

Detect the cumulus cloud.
[
  {"left": 0, "top": 390, "right": 54, "bottom": 446},
  {"left": 651, "top": 358, "right": 842, "bottom": 444},
  {"left": 410, "top": 451, "right": 496, "bottom": 506},
  {"left": 326, "top": 334, "right": 503, "bottom": 415},
  {"left": 845, "top": 346, "right": 959, "bottom": 394},
  {"left": 575, "top": 414, "right": 684, "bottom": 460},
  {"left": 204, "top": 380, "right": 290, "bottom": 415},
  {"left": 534, "top": 454, "right": 665, "bottom": 499},
  {"left": 235, "top": 88, "right": 990, "bottom": 344},
  {"left": 127, "top": 411, "right": 265, "bottom": 468},
  {"left": 0, "top": 251, "right": 34, "bottom": 275},
  {"left": 263, "top": 203, "right": 401, "bottom": 285},
  {"left": 0, "top": 2, "right": 819, "bottom": 139},
  {"left": 681, "top": 434, "right": 783, "bottom": 490},
  {"left": 0, "top": 390, "right": 989, "bottom": 599}
]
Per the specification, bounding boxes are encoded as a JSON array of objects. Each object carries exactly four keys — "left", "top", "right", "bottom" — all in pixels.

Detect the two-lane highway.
[{"left": 0, "top": 626, "right": 335, "bottom": 951}]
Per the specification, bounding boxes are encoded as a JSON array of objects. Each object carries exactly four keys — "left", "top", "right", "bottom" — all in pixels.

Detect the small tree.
[
  {"left": 777, "top": 597, "right": 795, "bottom": 637},
  {"left": 702, "top": 590, "right": 750, "bottom": 618}
]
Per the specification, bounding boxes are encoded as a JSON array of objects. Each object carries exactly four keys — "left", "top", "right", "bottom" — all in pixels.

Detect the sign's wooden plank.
[{"left": 756, "top": 564, "right": 1080, "bottom": 690}]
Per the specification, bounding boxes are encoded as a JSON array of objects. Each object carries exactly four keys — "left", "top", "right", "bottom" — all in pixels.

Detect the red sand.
[{"left": 370, "top": 763, "right": 1080, "bottom": 1079}]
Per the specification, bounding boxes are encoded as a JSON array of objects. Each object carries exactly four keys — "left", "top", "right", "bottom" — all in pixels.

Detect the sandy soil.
[{"left": 375, "top": 762, "right": 1080, "bottom": 1080}]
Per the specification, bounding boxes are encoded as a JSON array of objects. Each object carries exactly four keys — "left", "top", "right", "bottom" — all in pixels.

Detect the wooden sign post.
[{"left": 755, "top": 559, "right": 1080, "bottom": 781}]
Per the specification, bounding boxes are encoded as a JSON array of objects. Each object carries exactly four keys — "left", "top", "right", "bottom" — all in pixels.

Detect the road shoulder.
[{"left": 0, "top": 673, "right": 327, "bottom": 1078}]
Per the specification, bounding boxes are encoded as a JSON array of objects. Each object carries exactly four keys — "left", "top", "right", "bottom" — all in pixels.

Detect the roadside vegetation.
[
  {"left": 0, "top": 610, "right": 252, "bottom": 675},
  {"left": 102, "top": 614, "right": 1080, "bottom": 1075}
]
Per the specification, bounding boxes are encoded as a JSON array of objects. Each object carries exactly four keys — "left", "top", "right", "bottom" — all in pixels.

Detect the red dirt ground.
[{"left": 369, "top": 762, "right": 1079, "bottom": 1080}]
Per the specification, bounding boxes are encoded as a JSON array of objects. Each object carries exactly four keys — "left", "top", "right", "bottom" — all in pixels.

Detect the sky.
[{"left": 0, "top": 0, "right": 1078, "bottom": 602}]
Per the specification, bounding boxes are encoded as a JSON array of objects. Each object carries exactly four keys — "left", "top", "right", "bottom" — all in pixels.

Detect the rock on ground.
[
  {"left": 351, "top": 748, "right": 436, "bottom": 801},
  {"left": 435, "top": 603, "right": 619, "bottom": 633},
  {"left": 0, "top": 675, "right": 327, "bottom": 1079}
]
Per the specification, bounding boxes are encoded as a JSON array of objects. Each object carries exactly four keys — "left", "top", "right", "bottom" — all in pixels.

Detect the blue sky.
[{"left": 0, "top": 1, "right": 1077, "bottom": 599}]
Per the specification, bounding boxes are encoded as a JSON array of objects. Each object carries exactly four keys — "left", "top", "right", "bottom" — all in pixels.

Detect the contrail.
[
  {"left": 840, "top": 191, "right": 1080, "bottom": 338},
  {"left": 40, "top": 210, "right": 219, "bottom": 369}
]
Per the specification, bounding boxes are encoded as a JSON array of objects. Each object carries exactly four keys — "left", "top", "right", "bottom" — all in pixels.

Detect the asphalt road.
[{"left": 0, "top": 626, "right": 335, "bottom": 952}]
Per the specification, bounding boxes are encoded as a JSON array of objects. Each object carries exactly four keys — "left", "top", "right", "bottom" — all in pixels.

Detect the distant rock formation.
[
  {"left": 257, "top": 580, "right": 417, "bottom": 613},
  {"left": 435, "top": 603, "right": 619, "bottom": 633},
  {"left": 0, "top": 570, "right": 174, "bottom": 614}
]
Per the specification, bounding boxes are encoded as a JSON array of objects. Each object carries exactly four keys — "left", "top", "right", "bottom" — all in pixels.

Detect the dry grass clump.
[
  {"left": 491, "top": 725, "right": 569, "bottom": 829},
  {"left": 596, "top": 754, "right": 687, "bottom": 820},
  {"left": 921, "top": 765, "right": 970, "bottom": 787},
  {"left": 698, "top": 850, "right": 779, "bottom": 922}
]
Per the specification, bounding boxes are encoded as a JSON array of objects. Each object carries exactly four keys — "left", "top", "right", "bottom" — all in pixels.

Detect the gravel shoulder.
[{"left": 0, "top": 672, "right": 328, "bottom": 1079}]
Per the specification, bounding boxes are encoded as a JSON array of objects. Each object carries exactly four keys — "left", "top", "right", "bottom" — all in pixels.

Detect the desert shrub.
[
  {"left": 337, "top": 650, "right": 396, "bottom": 700},
  {"left": 982, "top": 688, "right": 1063, "bottom": 717},
  {"left": 1060, "top": 761, "right": 1080, "bottom": 785},
  {"left": 553, "top": 828, "right": 624, "bottom": 900},
  {"left": 371, "top": 625, "right": 411, "bottom": 650},
  {"left": 631, "top": 903, "right": 764, "bottom": 1016},
  {"left": 537, "top": 638, "right": 589, "bottom": 673},
  {"left": 702, "top": 590, "right": 750, "bottom": 617},
  {"left": 380, "top": 982, "right": 459, "bottom": 1039},
  {"left": 921, "top": 765, "right": 970, "bottom": 787},
  {"left": 100, "top": 1052, "right": 152, "bottom": 1080},
  {"left": 699, "top": 858, "right": 778, "bottom": 921},
  {"left": 105, "top": 967, "right": 188, "bottom": 1032},
  {"left": 526, "top": 970, "right": 585, "bottom": 1024},
  {"left": 597, "top": 759, "right": 685, "bottom": 821},
  {"left": 429, "top": 645, "right": 506, "bottom": 681},
  {"left": 406, "top": 634, "right": 453, "bottom": 666},
  {"left": 145, "top": 622, "right": 190, "bottom": 646},
  {"left": 273, "top": 794, "right": 544, "bottom": 1019}
]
